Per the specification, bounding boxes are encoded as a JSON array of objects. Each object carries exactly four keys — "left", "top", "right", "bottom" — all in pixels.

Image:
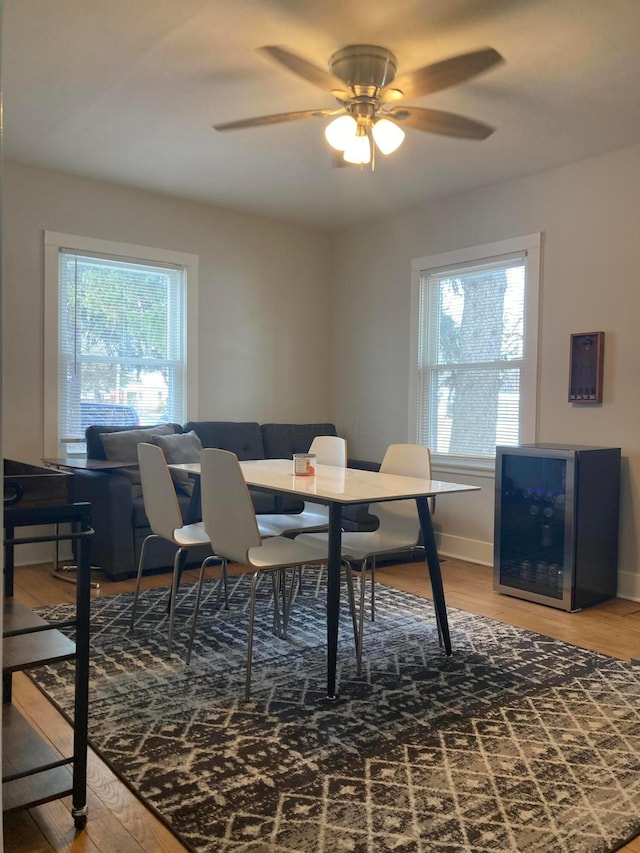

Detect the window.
[
  {"left": 44, "top": 233, "right": 198, "bottom": 456},
  {"left": 410, "top": 234, "right": 540, "bottom": 468}
]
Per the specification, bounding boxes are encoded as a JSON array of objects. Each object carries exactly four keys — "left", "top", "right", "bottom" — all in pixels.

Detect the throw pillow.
[
  {"left": 100, "top": 425, "right": 176, "bottom": 495},
  {"left": 100, "top": 424, "right": 176, "bottom": 463},
  {"left": 151, "top": 430, "right": 203, "bottom": 495}
]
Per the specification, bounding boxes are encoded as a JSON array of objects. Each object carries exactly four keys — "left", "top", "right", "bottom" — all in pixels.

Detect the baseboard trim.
[
  {"left": 436, "top": 532, "right": 493, "bottom": 567},
  {"left": 616, "top": 570, "right": 640, "bottom": 603},
  {"left": 434, "top": 535, "right": 640, "bottom": 604}
]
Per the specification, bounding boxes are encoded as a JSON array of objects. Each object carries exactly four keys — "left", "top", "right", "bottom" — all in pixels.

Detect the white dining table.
[{"left": 171, "top": 457, "right": 480, "bottom": 698}]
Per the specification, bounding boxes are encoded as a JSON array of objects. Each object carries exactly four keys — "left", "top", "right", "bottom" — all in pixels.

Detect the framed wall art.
[{"left": 568, "top": 331, "right": 604, "bottom": 403}]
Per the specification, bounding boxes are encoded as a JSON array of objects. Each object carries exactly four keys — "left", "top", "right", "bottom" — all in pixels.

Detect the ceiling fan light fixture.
[
  {"left": 324, "top": 115, "right": 357, "bottom": 151},
  {"left": 372, "top": 118, "right": 405, "bottom": 155},
  {"left": 216, "top": 44, "right": 504, "bottom": 169},
  {"left": 343, "top": 132, "right": 371, "bottom": 165}
]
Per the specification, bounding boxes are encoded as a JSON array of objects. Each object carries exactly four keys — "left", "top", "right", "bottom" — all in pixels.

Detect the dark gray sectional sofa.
[{"left": 73, "top": 420, "right": 378, "bottom": 580}]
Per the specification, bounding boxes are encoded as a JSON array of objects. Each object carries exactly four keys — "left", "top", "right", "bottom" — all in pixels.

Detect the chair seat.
[
  {"left": 256, "top": 518, "right": 286, "bottom": 537},
  {"left": 247, "top": 535, "right": 328, "bottom": 569},
  {"left": 257, "top": 505, "right": 330, "bottom": 535},
  {"left": 173, "top": 521, "right": 211, "bottom": 547},
  {"left": 296, "top": 529, "right": 418, "bottom": 562}
]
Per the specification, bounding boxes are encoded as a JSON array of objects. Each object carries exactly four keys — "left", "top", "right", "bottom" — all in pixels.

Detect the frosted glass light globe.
[
  {"left": 372, "top": 118, "right": 405, "bottom": 155},
  {"left": 343, "top": 134, "right": 371, "bottom": 165},
  {"left": 324, "top": 115, "right": 357, "bottom": 151}
]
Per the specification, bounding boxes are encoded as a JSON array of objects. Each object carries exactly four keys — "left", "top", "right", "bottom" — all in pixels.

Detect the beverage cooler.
[{"left": 494, "top": 443, "right": 620, "bottom": 611}]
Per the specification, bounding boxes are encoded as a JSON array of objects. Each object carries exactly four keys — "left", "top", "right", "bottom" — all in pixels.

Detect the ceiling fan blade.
[
  {"left": 259, "top": 46, "right": 351, "bottom": 98},
  {"left": 389, "top": 106, "right": 496, "bottom": 140},
  {"left": 381, "top": 47, "right": 504, "bottom": 102},
  {"left": 213, "top": 108, "right": 339, "bottom": 132}
]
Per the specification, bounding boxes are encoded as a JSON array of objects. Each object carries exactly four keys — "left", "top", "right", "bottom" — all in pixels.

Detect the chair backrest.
[
  {"left": 374, "top": 444, "right": 433, "bottom": 543},
  {"left": 200, "top": 448, "right": 262, "bottom": 565},
  {"left": 137, "top": 442, "right": 185, "bottom": 541},
  {"left": 309, "top": 435, "right": 347, "bottom": 467}
]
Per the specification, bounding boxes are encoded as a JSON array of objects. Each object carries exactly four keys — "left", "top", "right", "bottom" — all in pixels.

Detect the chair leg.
[
  {"left": 246, "top": 571, "right": 262, "bottom": 701},
  {"left": 167, "top": 548, "right": 189, "bottom": 613},
  {"left": 357, "top": 559, "right": 368, "bottom": 672},
  {"left": 185, "top": 555, "right": 227, "bottom": 665},
  {"left": 370, "top": 557, "right": 376, "bottom": 622},
  {"left": 314, "top": 564, "right": 325, "bottom": 596},
  {"left": 343, "top": 561, "right": 361, "bottom": 674},
  {"left": 186, "top": 557, "right": 208, "bottom": 666},
  {"left": 129, "top": 534, "right": 160, "bottom": 632},
  {"left": 282, "top": 567, "right": 299, "bottom": 637},
  {"left": 271, "top": 573, "right": 283, "bottom": 638},
  {"left": 280, "top": 569, "right": 289, "bottom": 637},
  {"left": 167, "top": 547, "right": 185, "bottom": 655},
  {"left": 214, "top": 557, "right": 229, "bottom": 610}
]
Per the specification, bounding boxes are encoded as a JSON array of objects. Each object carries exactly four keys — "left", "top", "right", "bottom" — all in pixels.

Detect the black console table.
[{"left": 3, "top": 502, "right": 93, "bottom": 829}]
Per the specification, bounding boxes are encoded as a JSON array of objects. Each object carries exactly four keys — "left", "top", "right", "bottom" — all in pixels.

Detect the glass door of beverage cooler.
[{"left": 494, "top": 449, "right": 575, "bottom": 609}]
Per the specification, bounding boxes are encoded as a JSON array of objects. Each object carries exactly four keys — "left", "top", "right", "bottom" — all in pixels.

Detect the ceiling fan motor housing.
[{"left": 329, "top": 45, "right": 398, "bottom": 96}]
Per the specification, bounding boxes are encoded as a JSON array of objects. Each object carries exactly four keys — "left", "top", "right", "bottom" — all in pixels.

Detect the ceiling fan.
[{"left": 213, "top": 44, "right": 504, "bottom": 169}]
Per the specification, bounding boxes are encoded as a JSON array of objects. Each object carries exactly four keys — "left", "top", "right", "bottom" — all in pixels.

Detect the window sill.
[{"left": 431, "top": 454, "right": 496, "bottom": 480}]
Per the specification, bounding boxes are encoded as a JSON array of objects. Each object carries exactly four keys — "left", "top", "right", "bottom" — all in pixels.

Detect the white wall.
[
  {"left": 5, "top": 149, "right": 640, "bottom": 599},
  {"left": 2, "top": 162, "right": 334, "bottom": 565},
  {"left": 3, "top": 161, "right": 333, "bottom": 467},
  {"left": 330, "top": 143, "right": 640, "bottom": 599}
]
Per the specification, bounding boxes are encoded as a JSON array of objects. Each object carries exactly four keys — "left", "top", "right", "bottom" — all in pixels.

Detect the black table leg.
[
  {"left": 4, "top": 522, "right": 15, "bottom": 702},
  {"left": 72, "top": 525, "right": 91, "bottom": 827},
  {"left": 4, "top": 522, "right": 15, "bottom": 598},
  {"left": 326, "top": 503, "right": 342, "bottom": 698},
  {"left": 416, "top": 496, "right": 452, "bottom": 655}
]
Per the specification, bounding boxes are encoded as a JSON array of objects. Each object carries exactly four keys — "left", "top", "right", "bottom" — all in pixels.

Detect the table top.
[
  {"left": 43, "top": 457, "right": 134, "bottom": 471},
  {"left": 170, "top": 458, "right": 480, "bottom": 505}
]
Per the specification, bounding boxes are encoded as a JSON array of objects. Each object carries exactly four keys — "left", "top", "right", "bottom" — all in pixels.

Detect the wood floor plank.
[
  {"left": 7, "top": 675, "right": 184, "bottom": 852},
  {"left": 26, "top": 797, "right": 102, "bottom": 853},
  {"left": 4, "top": 558, "right": 640, "bottom": 852},
  {"left": 3, "top": 810, "right": 55, "bottom": 853}
]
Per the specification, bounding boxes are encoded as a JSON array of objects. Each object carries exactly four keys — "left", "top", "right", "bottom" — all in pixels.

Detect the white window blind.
[
  {"left": 416, "top": 252, "right": 528, "bottom": 462},
  {"left": 58, "top": 249, "right": 187, "bottom": 449}
]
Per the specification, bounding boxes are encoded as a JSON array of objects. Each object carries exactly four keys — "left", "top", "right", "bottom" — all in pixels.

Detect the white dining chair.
[
  {"left": 186, "top": 448, "right": 359, "bottom": 700},
  {"left": 255, "top": 435, "right": 347, "bottom": 538},
  {"left": 129, "top": 442, "right": 225, "bottom": 655},
  {"left": 296, "top": 443, "right": 433, "bottom": 673}
]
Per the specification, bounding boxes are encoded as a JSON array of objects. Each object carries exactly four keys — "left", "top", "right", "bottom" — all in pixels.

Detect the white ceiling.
[{"left": 4, "top": 0, "right": 640, "bottom": 228}]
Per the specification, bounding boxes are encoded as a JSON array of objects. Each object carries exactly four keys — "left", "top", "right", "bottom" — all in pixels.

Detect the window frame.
[
  {"left": 409, "top": 233, "right": 541, "bottom": 474},
  {"left": 44, "top": 231, "right": 199, "bottom": 457}
]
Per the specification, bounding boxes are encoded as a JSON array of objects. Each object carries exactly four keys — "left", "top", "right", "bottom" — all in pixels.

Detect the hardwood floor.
[{"left": 4, "top": 558, "right": 640, "bottom": 852}]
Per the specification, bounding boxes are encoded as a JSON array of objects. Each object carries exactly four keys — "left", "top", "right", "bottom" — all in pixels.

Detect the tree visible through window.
[
  {"left": 58, "top": 250, "right": 186, "bottom": 449},
  {"left": 415, "top": 241, "right": 538, "bottom": 463}
]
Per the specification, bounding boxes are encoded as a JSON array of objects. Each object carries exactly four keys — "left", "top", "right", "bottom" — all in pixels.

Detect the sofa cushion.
[
  {"left": 151, "top": 430, "right": 202, "bottom": 494},
  {"left": 132, "top": 491, "right": 193, "bottom": 529},
  {"left": 183, "top": 421, "right": 265, "bottom": 461},
  {"left": 85, "top": 422, "right": 183, "bottom": 460},
  {"left": 100, "top": 424, "right": 176, "bottom": 497},
  {"left": 260, "top": 423, "right": 337, "bottom": 459}
]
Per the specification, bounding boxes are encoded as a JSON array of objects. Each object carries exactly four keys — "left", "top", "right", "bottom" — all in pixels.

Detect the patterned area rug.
[{"left": 32, "top": 569, "right": 640, "bottom": 853}]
